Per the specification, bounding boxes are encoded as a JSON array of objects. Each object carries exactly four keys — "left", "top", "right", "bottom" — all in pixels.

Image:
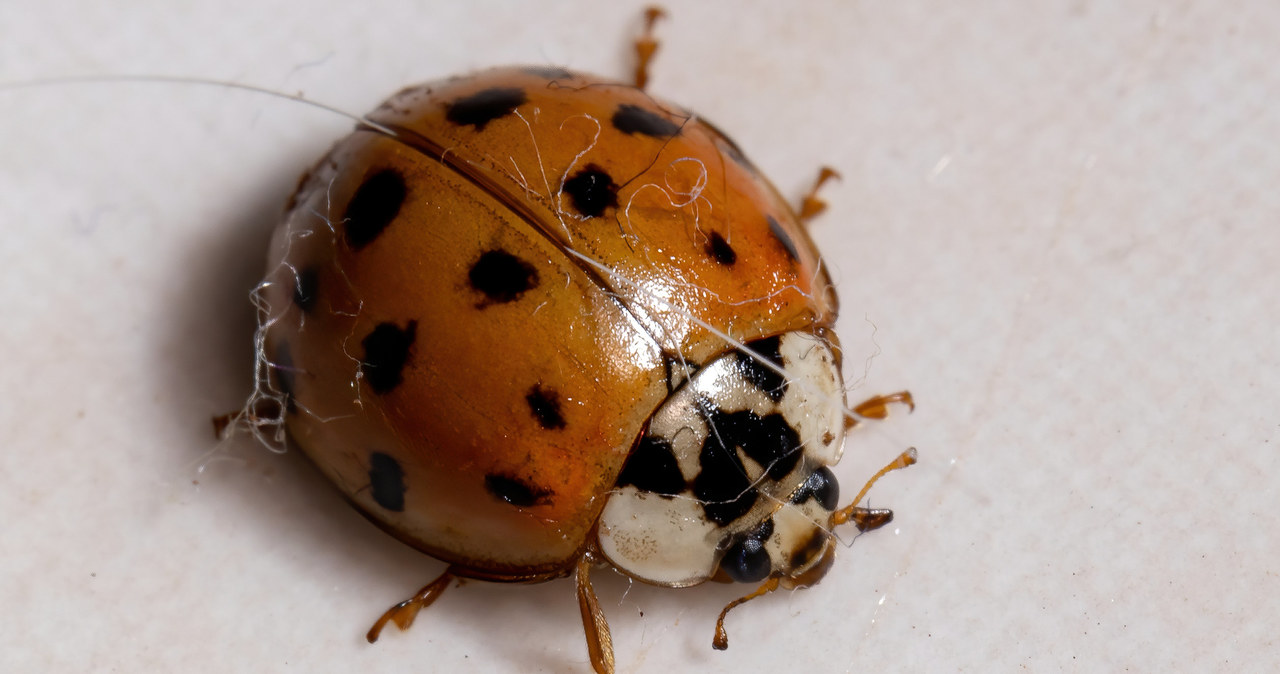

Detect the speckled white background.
[{"left": 2, "top": 1, "right": 1277, "bottom": 672}]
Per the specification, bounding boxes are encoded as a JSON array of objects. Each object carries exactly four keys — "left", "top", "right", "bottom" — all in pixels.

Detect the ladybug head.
[
  {"left": 715, "top": 465, "right": 845, "bottom": 586},
  {"left": 598, "top": 330, "right": 853, "bottom": 588}
]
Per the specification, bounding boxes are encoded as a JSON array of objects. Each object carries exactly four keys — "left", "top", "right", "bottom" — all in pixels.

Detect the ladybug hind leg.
[
  {"left": 365, "top": 567, "right": 456, "bottom": 643},
  {"left": 366, "top": 559, "right": 618, "bottom": 674}
]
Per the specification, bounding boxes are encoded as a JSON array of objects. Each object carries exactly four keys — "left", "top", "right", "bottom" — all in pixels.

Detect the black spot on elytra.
[
  {"left": 766, "top": 215, "right": 800, "bottom": 262},
  {"left": 612, "top": 103, "right": 681, "bottom": 138},
  {"left": 293, "top": 266, "right": 318, "bottom": 313},
  {"left": 705, "top": 231, "right": 737, "bottom": 266},
  {"left": 469, "top": 249, "right": 539, "bottom": 304},
  {"left": 368, "top": 452, "right": 406, "bottom": 512},
  {"left": 344, "top": 169, "right": 406, "bottom": 251},
  {"left": 445, "top": 87, "right": 527, "bottom": 130},
  {"left": 485, "top": 474, "right": 552, "bottom": 507},
  {"left": 737, "top": 335, "right": 787, "bottom": 402},
  {"left": 789, "top": 466, "right": 840, "bottom": 511},
  {"left": 720, "top": 518, "right": 775, "bottom": 583},
  {"left": 699, "top": 117, "right": 758, "bottom": 173},
  {"left": 562, "top": 165, "right": 618, "bottom": 218},
  {"left": 523, "top": 66, "right": 574, "bottom": 80},
  {"left": 617, "top": 435, "right": 685, "bottom": 496},
  {"left": 360, "top": 320, "right": 417, "bottom": 394},
  {"left": 717, "top": 136, "right": 757, "bottom": 172},
  {"left": 525, "top": 385, "right": 566, "bottom": 430}
]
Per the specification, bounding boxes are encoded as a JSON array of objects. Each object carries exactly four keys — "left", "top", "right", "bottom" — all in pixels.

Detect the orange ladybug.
[{"left": 248, "top": 8, "right": 914, "bottom": 673}]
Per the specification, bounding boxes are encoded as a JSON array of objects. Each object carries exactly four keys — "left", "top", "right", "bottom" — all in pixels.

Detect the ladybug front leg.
[
  {"left": 711, "top": 577, "right": 782, "bottom": 651},
  {"left": 365, "top": 567, "right": 456, "bottom": 642},
  {"left": 575, "top": 552, "right": 616, "bottom": 674}
]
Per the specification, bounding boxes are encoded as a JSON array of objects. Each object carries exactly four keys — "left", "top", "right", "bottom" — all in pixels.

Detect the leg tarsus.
[
  {"left": 853, "top": 390, "right": 915, "bottom": 420},
  {"left": 798, "top": 166, "right": 842, "bottom": 224},
  {"left": 366, "top": 568, "right": 455, "bottom": 643},
  {"left": 633, "top": 6, "right": 666, "bottom": 90},
  {"left": 576, "top": 554, "right": 615, "bottom": 674},
  {"left": 713, "top": 577, "right": 781, "bottom": 651}
]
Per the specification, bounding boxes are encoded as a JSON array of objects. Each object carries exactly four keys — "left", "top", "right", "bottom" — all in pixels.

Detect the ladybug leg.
[
  {"left": 365, "top": 567, "right": 456, "bottom": 643},
  {"left": 847, "top": 390, "right": 915, "bottom": 424},
  {"left": 575, "top": 552, "right": 616, "bottom": 674},
  {"left": 210, "top": 396, "right": 285, "bottom": 438},
  {"left": 712, "top": 577, "right": 782, "bottom": 651},
  {"left": 797, "top": 166, "right": 842, "bottom": 224},
  {"left": 632, "top": 6, "right": 666, "bottom": 90},
  {"left": 830, "top": 447, "right": 917, "bottom": 529}
]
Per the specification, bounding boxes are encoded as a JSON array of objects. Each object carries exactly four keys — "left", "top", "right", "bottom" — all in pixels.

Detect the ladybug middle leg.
[{"left": 575, "top": 551, "right": 615, "bottom": 674}]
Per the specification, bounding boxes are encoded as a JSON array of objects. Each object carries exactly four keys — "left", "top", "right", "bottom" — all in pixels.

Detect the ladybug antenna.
[{"left": 829, "top": 447, "right": 917, "bottom": 531}]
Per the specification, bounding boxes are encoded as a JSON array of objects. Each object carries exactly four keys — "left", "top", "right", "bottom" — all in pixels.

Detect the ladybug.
[{"left": 248, "top": 8, "right": 915, "bottom": 673}]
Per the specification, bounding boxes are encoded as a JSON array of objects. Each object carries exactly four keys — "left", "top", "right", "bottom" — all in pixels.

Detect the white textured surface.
[{"left": 2, "top": 1, "right": 1277, "bottom": 672}]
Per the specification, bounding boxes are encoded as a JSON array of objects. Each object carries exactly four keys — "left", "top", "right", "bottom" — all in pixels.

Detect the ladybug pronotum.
[{"left": 247, "top": 9, "right": 915, "bottom": 673}]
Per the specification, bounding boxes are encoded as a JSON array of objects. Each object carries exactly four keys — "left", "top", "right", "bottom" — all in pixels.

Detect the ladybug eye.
[
  {"left": 811, "top": 467, "right": 839, "bottom": 511},
  {"left": 791, "top": 466, "right": 840, "bottom": 511},
  {"left": 720, "top": 518, "right": 775, "bottom": 583},
  {"left": 721, "top": 537, "right": 771, "bottom": 584}
]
